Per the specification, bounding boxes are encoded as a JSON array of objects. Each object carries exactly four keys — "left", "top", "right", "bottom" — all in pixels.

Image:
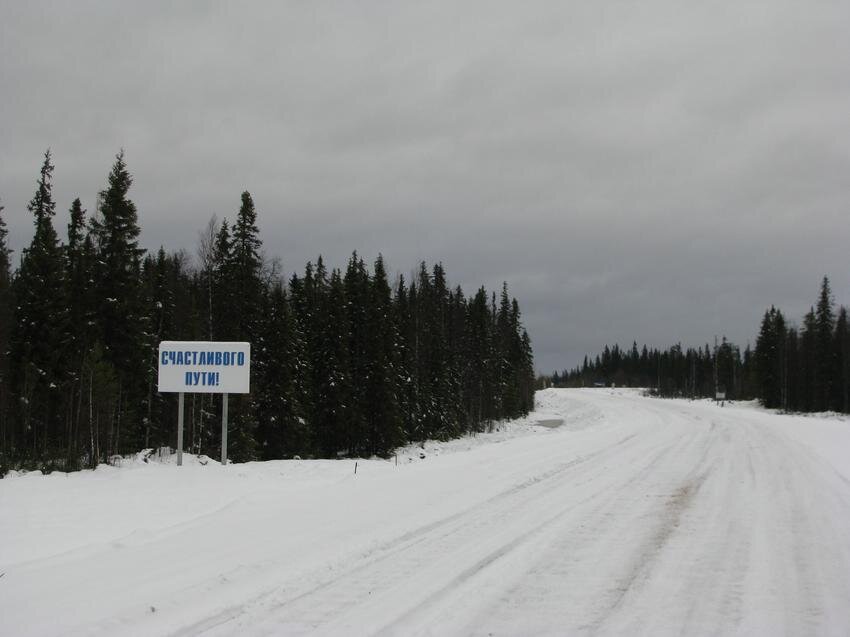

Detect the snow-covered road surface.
[{"left": 2, "top": 389, "right": 850, "bottom": 636}]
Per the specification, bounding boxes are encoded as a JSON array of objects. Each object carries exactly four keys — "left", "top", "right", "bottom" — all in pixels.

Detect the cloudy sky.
[{"left": 2, "top": 1, "right": 849, "bottom": 373}]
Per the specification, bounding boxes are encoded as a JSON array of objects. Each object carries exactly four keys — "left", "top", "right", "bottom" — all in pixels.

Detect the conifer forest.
[
  {"left": 0, "top": 151, "right": 535, "bottom": 473},
  {"left": 550, "top": 276, "right": 850, "bottom": 415}
]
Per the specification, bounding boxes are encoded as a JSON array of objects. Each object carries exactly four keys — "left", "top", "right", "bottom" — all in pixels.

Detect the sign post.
[
  {"left": 177, "top": 392, "right": 185, "bottom": 466},
  {"left": 157, "top": 341, "right": 251, "bottom": 467},
  {"left": 222, "top": 393, "right": 229, "bottom": 465}
]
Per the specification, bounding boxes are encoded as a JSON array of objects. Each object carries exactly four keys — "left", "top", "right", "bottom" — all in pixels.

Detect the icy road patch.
[{"left": 2, "top": 389, "right": 849, "bottom": 636}]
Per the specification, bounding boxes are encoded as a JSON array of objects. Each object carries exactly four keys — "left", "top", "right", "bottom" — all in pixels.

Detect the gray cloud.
[{"left": 2, "top": 0, "right": 849, "bottom": 373}]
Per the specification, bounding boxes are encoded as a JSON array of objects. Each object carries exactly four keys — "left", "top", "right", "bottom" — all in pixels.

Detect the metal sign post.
[
  {"left": 221, "top": 393, "right": 229, "bottom": 465},
  {"left": 177, "top": 392, "right": 185, "bottom": 466}
]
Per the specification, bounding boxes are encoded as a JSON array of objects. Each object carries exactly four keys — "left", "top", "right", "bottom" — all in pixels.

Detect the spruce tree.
[
  {"left": 464, "top": 287, "right": 493, "bottom": 431},
  {"left": 394, "top": 275, "right": 418, "bottom": 439},
  {"left": 89, "top": 151, "right": 146, "bottom": 456},
  {"left": 785, "top": 328, "right": 801, "bottom": 411},
  {"left": 445, "top": 286, "right": 467, "bottom": 433},
  {"left": 429, "top": 263, "right": 452, "bottom": 437},
  {"left": 755, "top": 307, "right": 785, "bottom": 408},
  {"left": 64, "top": 198, "right": 95, "bottom": 467},
  {"left": 833, "top": 306, "right": 849, "bottom": 413},
  {"left": 364, "top": 255, "right": 404, "bottom": 455},
  {"left": 312, "top": 267, "right": 350, "bottom": 456},
  {"left": 0, "top": 201, "right": 11, "bottom": 468},
  {"left": 211, "top": 218, "right": 235, "bottom": 339},
  {"left": 224, "top": 192, "right": 264, "bottom": 460},
  {"left": 65, "top": 199, "right": 91, "bottom": 342},
  {"left": 12, "top": 150, "right": 68, "bottom": 463},
  {"left": 518, "top": 328, "right": 535, "bottom": 413},
  {"left": 230, "top": 192, "right": 263, "bottom": 341},
  {"left": 813, "top": 276, "right": 835, "bottom": 411},
  {"left": 255, "top": 281, "right": 304, "bottom": 458},
  {"left": 344, "top": 252, "right": 370, "bottom": 453},
  {"left": 801, "top": 309, "right": 818, "bottom": 411},
  {"left": 496, "top": 283, "right": 520, "bottom": 418}
]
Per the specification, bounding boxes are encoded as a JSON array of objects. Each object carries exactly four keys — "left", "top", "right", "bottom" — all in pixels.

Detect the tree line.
[
  {"left": 548, "top": 276, "right": 850, "bottom": 414},
  {"left": 0, "top": 151, "right": 534, "bottom": 473}
]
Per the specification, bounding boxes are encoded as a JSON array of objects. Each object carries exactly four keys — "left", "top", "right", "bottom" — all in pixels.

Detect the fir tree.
[
  {"left": 755, "top": 307, "right": 786, "bottom": 408},
  {"left": 364, "top": 255, "right": 404, "bottom": 455},
  {"left": 223, "top": 192, "right": 264, "bottom": 460},
  {"left": 464, "top": 287, "right": 494, "bottom": 431},
  {"left": 833, "top": 307, "right": 849, "bottom": 413},
  {"left": 0, "top": 200, "right": 12, "bottom": 468},
  {"left": 800, "top": 308, "right": 817, "bottom": 412},
  {"left": 230, "top": 192, "right": 263, "bottom": 341},
  {"left": 755, "top": 309, "right": 775, "bottom": 406},
  {"left": 344, "top": 252, "right": 370, "bottom": 453},
  {"left": 393, "top": 275, "right": 412, "bottom": 432},
  {"left": 211, "top": 218, "right": 234, "bottom": 339},
  {"left": 312, "top": 267, "right": 350, "bottom": 456},
  {"left": 64, "top": 198, "right": 95, "bottom": 468},
  {"left": 89, "top": 151, "right": 146, "bottom": 456},
  {"left": 255, "top": 281, "right": 303, "bottom": 458},
  {"left": 813, "top": 276, "right": 835, "bottom": 411},
  {"left": 785, "top": 328, "right": 801, "bottom": 411},
  {"left": 12, "top": 150, "right": 68, "bottom": 463}
]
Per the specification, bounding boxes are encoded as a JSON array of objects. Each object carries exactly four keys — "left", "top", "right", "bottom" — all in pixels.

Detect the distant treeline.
[
  {"left": 0, "top": 151, "right": 534, "bottom": 473},
  {"left": 547, "top": 277, "right": 850, "bottom": 414}
]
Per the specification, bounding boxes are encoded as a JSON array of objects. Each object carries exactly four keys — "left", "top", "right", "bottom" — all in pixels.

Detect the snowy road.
[{"left": 2, "top": 389, "right": 850, "bottom": 636}]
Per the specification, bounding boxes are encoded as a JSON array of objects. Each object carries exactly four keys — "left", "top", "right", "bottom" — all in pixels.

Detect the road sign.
[
  {"left": 158, "top": 341, "right": 250, "bottom": 394},
  {"left": 157, "top": 341, "right": 250, "bottom": 466}
]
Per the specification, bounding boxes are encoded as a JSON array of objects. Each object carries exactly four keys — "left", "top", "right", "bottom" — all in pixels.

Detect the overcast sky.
[{"left": 2, "top": 1, "right": 849, "bottom": 373}]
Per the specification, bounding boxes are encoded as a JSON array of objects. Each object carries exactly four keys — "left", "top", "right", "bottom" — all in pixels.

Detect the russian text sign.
[{"left": 158, "top": 341, "right": 250, "bottom": 394}]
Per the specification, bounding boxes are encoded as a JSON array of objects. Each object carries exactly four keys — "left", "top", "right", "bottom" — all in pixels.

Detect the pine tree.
[
  {"left": 508, "top": 298, "right": 535, "bottom": 415},
  {"left": 255, "top": 281, "right": 304, "bottom": 458},
  {"left": 755, "top": 307, "right": 786, "bottom": 408},
  {"left": 496, "top": 283, "right": 520, "bottom": 418},
  {"left": 785, "top": 328, "right": 801, "bottom": 411},
  {"left": 344, "top": 252, "right": 370, "bottom": 453},
  {"left": 518, "top": 328, "right": 535, "bottom": 413},
  {"left": 312, "top": 267, "right": 350, "bottom": 456},
  {"left": 12, "top": 150, "right": 69, "bottom": 464},
  {"left": 364, "top": 255, "right": 404, "bottom": 455},
  {"left": 89, "top": 151, "right": 146, "bottom": 456},
  {"left": 230, "top": 192, "right": 263, "bottom": 341},
  {"left": 0, "top": 200, "right": 12, "bottom": 468},
  {"left": 394, "top": 275, "right": 416, "bottom": 438},
  {"left": 800, "top": 309, "right": 817, "bottom": 412},
  {"left": 65, "top": 199, "right": 90, "bottom": 338},
  {"left": 64, "top": 198, "right": 96, "bottom": 468},
  {"left": 833, "top": 306, "right": 849, "bottom": 413},
  {"left": 412, "top": 263, "right": 436, "bottom": 439},
  {"left": 211, "top": 218, "right": 235, "bottom": 339},
  {"left": 139, "top": 248, "right": 185, "bottom": 450},
  {"left": 445, "top": 286, "right": 468, "bottom": 433},
  {"left": 813, "top": 276, "right": 835, "bottom": 411},
  {"left": 429, "top": 263, "right": 453, "bottom": 437},
  {"left": 464, "top": 287, "right": 493, "bottom": 431},
  {"left": 223, "top": 192, "right": 264, "bottom": 461}
]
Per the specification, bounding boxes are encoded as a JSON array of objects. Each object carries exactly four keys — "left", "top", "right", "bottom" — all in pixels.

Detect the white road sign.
[{"left": 158, "top": 341, "right": 251, "bottom": 394}]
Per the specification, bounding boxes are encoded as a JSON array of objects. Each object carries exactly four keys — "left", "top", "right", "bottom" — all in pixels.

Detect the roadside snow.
[{"left": 2, "top": 389, "right": 849, "bottom": 636}]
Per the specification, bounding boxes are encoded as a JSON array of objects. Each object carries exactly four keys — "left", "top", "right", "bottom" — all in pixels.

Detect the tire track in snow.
[
  {"left": 451, "top": 398, "right": 719, "bottom": 637},
  {"left": 238, "top": 412, "right": 695, "bottom": 635},
  {"left": 181, "top": 415, "right": 687, "bottom": 636}
]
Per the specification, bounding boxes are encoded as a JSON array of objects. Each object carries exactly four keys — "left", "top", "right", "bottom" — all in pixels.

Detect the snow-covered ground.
[{"left": 2, "top": 388, "right": 849, "bottom": 636}]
